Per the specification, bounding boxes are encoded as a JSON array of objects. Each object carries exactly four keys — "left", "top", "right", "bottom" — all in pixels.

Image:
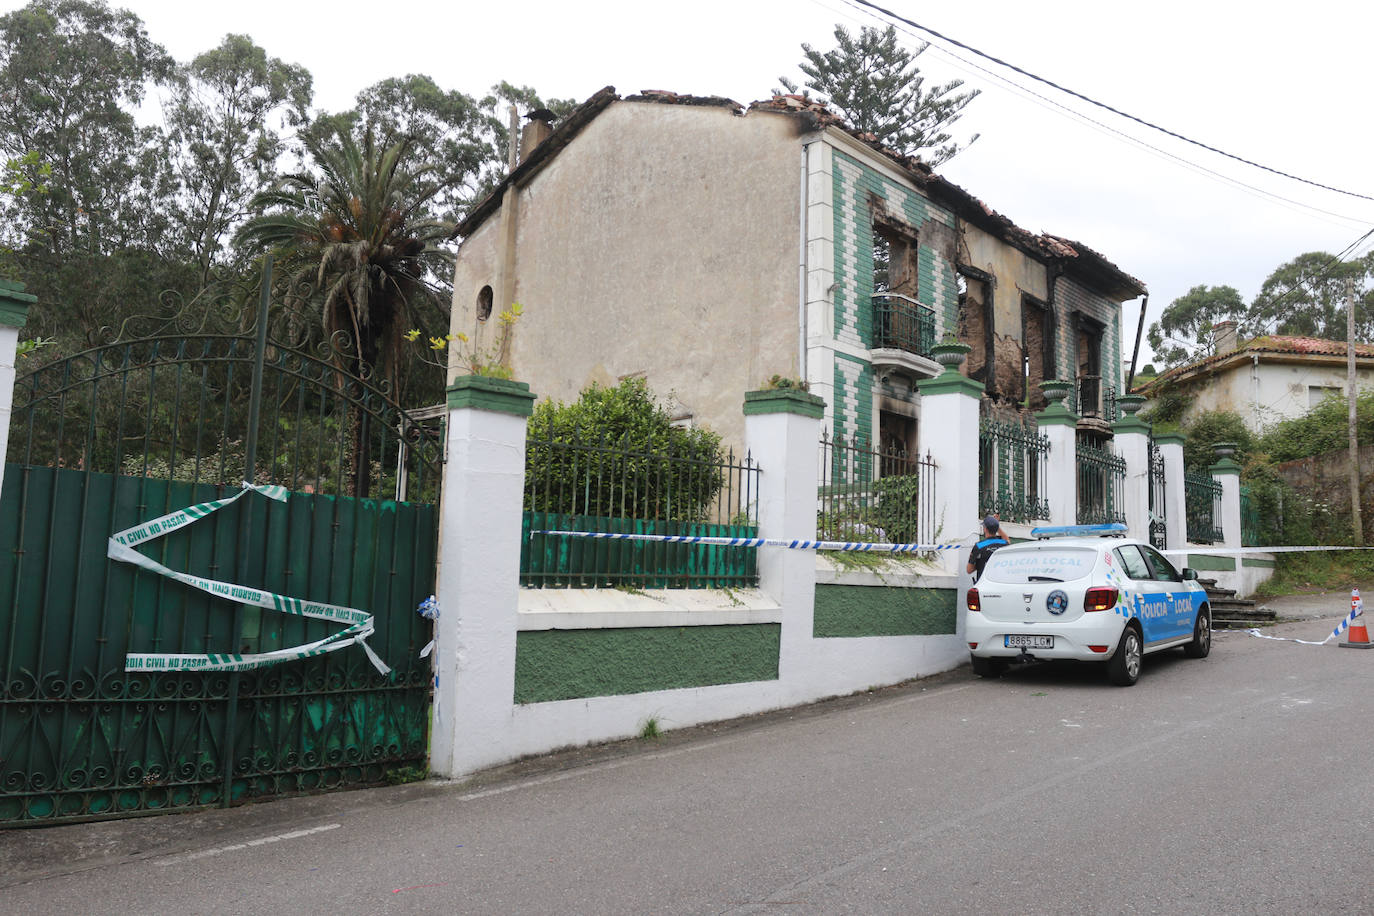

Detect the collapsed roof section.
[{"left": 454, "top": 86, "right": 1146, "bottom": 301}]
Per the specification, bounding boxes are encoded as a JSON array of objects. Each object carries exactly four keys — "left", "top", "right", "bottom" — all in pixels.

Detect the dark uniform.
[{"left": 967, "top": 523, "right": 1009, "bottom": 581}]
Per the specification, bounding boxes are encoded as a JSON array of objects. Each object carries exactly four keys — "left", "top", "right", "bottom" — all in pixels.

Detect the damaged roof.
[
  {"left": 1138, "top": 334, "right": 1374, "bottom": 394},
  {"left": 454, "top": 86, "right": 1146, "bottom": 299}
]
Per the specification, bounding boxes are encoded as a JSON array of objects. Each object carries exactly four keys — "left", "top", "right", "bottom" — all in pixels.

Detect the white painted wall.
[
  {"left": 1180, "top": 355, "right": 1374, "bottom": 433},
  {"left": 450, "top": 101, "right": 803, "bottom": 452},
  {"left": 432, "top": 394, "right": 968, "bottom": 779}
]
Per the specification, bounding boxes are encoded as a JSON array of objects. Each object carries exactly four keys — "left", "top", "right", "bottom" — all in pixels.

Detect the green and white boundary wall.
[
  {"left": 430, "top": 383, "right": 966, "bottom": 779},
  {"left": 429, "top": 372, "right": 1271, "bottom": 779},
  {"left": 0, "top": 280, "right": 36, "bottom": 470}
]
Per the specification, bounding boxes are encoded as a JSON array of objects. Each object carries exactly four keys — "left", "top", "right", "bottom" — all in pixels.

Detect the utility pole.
[{"left": 1347, "top": 275, "right": 1363, "bottom": 546}]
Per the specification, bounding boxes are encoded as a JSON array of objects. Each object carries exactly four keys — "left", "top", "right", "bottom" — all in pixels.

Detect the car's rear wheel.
[
  {"left": 1107, "top": 626, "right": 1142, "bottom": 686},
  {"left": 1183, "top": 606, "right": 1211, "bottom": 659},
  {"left": 971, "top": 655, "right": 1006, "bottom": 678}
]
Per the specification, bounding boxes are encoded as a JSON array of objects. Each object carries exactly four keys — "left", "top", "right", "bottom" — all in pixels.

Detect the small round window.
[{"left": 476, "top": 285, "right": 493, "bottom": 321}]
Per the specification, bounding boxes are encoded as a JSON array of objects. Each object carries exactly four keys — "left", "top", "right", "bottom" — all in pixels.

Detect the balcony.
[{"left": 871, "top": 294, "right": 936, "bottom": 358}]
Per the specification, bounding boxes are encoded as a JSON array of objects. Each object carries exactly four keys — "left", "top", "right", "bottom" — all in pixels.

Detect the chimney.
[
  {"left": 1212, "top": 320, "right": 1238, "bottom": 355},
  {"left": 519, "top": 108, "right": 556, "bottom": 163}
]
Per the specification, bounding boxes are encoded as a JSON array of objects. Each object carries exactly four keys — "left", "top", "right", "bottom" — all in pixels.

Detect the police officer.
[{"left": 966, "top": 515, "right": 1008, "bottom": 581}]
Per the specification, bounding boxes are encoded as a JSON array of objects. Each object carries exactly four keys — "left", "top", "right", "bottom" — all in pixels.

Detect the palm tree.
[
  {"left": 237, "top": 122, "right": 456, "bottom": 390},
  {"left": 237, "top": 123, "right": 458, "bottom": 495}
]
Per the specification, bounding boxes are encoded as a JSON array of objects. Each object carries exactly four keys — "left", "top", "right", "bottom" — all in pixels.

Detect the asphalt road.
[{"left": 2, "top": 592, "right": 1371, "bottom": 915}]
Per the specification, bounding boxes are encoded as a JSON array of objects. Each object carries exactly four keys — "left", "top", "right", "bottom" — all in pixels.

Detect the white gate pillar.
[
  {"left": 430, "top": 376, "right": 535, "bottom": 779},
  {"left": 1211, "top": 443, "right": 1244, "bottom": 549},
  {"left": 1036, "top": 381, "right": 1078, "bottom": 527},
  {"left": 744, "top": 388, "right": 823, "bottom": 679},
  {"left": 1155, "top": 433, "right": 1187, "bottom": 548},
  {"left": 0, "top": 280, "right": 35, "bottom": 478},
  {"left": 916, "top": 346, "right": 983, "bottom": 574},
  {"left": 1112, "top": 395, "right": 1151, "bottom": 539}
]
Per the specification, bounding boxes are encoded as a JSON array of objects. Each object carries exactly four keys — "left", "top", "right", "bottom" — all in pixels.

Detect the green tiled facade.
[
  {"left": 832, "top": 354, "right": 875, "bottom": 443},
  {"left": 829, "top": 150, "right": 958, "bottom": 442}
]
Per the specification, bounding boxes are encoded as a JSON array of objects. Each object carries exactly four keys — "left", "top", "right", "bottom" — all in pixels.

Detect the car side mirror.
[{"left": 1182, "top": 567, "right": 1198, "bottom": 581}]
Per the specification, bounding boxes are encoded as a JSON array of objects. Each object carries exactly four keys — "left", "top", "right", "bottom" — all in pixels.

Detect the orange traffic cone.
[{"left": 1340, "top": 588, "right": 1372, "bottom": 649}]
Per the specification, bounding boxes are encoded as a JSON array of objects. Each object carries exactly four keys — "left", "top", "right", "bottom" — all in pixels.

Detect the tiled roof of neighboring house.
[
  {"left": 1137, "top": 334, "right": 1374, "bottom": 394},
  {"left": 454, "top": 87, "right": 1146, "bottom": 299}
]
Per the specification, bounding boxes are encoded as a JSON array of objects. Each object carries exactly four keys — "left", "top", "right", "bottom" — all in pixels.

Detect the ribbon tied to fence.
[
  {"left": 534, "top": 529, "right": 964, "bottom": 553},
  {"left": 110, "top": 482, "right": 390, "bottom": 675}
]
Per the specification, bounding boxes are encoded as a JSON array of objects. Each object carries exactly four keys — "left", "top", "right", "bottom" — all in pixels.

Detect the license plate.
[{"left": 1005, "top": 634, "right": 1054, "bottom": 649}]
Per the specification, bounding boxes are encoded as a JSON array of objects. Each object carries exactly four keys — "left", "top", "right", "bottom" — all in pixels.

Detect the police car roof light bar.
[{"left": 1029, "top": 523, "right": 1128, "bottom": 540}]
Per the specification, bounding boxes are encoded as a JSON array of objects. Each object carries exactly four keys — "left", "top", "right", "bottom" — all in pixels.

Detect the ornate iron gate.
[
  {"left": 0, "top": 285, "right": 442, "bottom": 826},
  {"left": 1148, "top": 438, "right": 1167, "bottom": 549}
]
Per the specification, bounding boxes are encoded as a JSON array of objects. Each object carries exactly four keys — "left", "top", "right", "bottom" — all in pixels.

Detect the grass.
[
  {"left": 1253, "top": 550, "right": 1374, "bottom": 597},
  {"left": 638, "top": 717, "right": 661, "bottom": 740}
]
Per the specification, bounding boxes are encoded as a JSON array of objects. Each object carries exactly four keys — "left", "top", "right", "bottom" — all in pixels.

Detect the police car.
[{"left": 965, "top": 524, "right": 1210, "bottom": 686}]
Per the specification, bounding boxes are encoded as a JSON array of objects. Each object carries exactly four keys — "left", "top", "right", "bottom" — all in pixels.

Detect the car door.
[
  {"left": 1140, "top": 544, "right": 1197, "bottom": 640},
  {"left": 1113, "top": 544, "right": 1172, "bottom": 644}
]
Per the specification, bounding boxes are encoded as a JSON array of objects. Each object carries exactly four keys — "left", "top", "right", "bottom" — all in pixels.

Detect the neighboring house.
[
  {"left": 449, "top": 87, "right": 1146, "bottom": 456},
  {"left": 1138, "top": 321, "right": 1374, "bottom": 433}
]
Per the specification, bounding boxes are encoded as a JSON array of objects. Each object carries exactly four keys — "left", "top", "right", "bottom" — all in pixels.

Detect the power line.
[
  {"left": 831, "top": 0, "right": 1372, "bottom": 228},
  {"left": 847, "top": 0, "right": 1374, "bottom": 204}
]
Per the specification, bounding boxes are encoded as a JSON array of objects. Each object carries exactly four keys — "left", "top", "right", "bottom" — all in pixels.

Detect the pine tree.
[{"left": 778, "top": 24, "right": 979, "bottom": 166}]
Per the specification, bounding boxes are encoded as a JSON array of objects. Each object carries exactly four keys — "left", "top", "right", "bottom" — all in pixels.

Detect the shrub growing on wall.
[{"left": 525, "top": 377, "right": 725, "bottom": 522}]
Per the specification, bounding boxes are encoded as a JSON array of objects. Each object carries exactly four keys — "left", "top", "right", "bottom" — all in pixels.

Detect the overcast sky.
[{"left": 55, "top": 0, "right": 1374, "bottom": 366}]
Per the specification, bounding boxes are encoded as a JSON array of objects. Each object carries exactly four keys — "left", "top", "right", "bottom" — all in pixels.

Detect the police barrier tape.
[
  {"left": 1162, "top": 545, "right": 1374, "bottom": 556},
  {"left": 533, "top": 530, "right": 965, "bottom": 553},
  {"left": 1245, "top": 594, "right": 1364, "bottom": 646},
  {"left": 110, "top": 482, "right": 390, "bottom": 675}
]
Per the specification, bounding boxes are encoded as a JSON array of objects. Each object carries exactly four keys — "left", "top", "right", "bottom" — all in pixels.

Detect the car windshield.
[{"left": 982, "top": 547, "right": 1099, "bottom": 584}]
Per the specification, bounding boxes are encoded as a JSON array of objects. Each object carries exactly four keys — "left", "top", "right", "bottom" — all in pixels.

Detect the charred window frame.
[
  {"left": 1073, "top": 312, "right": 1106, "bottom": 417},
  {"left": 872, "top": 216, "right": 919, "bottom": 298},
  {"left": 957, "top": 264, "right": 995, "bottom": 393},
  {"left": 1020, "top": 293, "right": 1054, "bottom": 408}
]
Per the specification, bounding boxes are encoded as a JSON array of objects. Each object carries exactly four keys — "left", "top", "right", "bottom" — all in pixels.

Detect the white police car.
[{"left": 965, "top": 524, "right": 1210, "bottom": 686}]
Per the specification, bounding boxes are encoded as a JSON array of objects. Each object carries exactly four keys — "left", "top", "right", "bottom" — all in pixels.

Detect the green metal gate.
[{"left": 0, "top": 292, "right": 442, "bottom": 825}]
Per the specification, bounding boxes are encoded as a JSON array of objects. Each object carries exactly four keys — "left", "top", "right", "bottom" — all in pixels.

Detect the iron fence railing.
[
  {"left": 1148, "top": 438, "right": 1168, "bottom": 549},
  {"left": 521, "top": 421, "right": 760, "bottom": 588},
  {"left": 1241, "top": 484, "right": 1259, "bottom": 546},
  {"left": 1069, "top": 377, "right": 1118, "bottom": 421},
  {"left": 817, "top": 431, "right": 937, "bottom": 546},
  {"left": 1076, "top": 440, "right": 1126, "bottom": 525},
  {"left": 978, "top": 418, "right": 1050, "bottom": 523},
  {"left": 871, "top": 293, "right": 936, "bottom": 358},
  {"left": 1185, "top": 470, "right": 1224, "bottom": 545}
]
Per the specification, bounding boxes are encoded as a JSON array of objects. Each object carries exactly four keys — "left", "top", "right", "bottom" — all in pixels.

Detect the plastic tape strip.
[
  {"left": 1162, "top": 545, "right": 1374, "bottom": 556},
  {"left": 111, "top": 482, "right": 390, "bottom": 676},
  {"left": 533, "top": 530, "right": 963, "bottom": 553},
  {"left": 1246, "top": 601, "right": 1363, "bottom": 646}
]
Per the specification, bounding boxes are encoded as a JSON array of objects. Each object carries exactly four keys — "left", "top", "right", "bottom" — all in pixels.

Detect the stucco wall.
[
  {"left": 450, "top": 101, "right": 803, "bottom": 450},
  {"left": 1183, "top": 357, "right": 1374, "bottom": 433},
  {"left": 958, "top": 222, "right": 1049, "bottom": 400}
]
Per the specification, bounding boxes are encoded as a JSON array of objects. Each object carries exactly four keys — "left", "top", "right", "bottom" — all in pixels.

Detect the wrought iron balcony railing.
[{"left": 871, "top": 294, "right": 936, "bottom": 358}]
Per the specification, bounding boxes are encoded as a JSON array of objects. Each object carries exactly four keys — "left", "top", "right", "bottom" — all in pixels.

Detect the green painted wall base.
[
  {"left": 1188, "top": 554, "right": 1237, "bottom": 571},
  {"left": 813, "top": 585, "right": 956, "bottom": 637},
  {"left": 514, "top": 624, "right": 780, "bottom": 703}
]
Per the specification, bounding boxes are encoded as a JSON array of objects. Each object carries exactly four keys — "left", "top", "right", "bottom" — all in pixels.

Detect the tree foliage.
[
  {"left": 778, "top": 24, "right": 979, "bottom": 166},
  {"left": 526, "top": 378, "right": 725, "bottom": 522},
  {"left": 1146, "top": 284, "right": 1246, "bottom": 367},
  {"left": 0, "top": 0, "right": 177, "bottom": 343},
  {"left": 163, "top": 34, "right": 312, "bottom": 286},
  {"left": 1150, "top": 252, "right": 1374, "bottom": 369},
  {"left": 1260, "top": 389, "right": 1374, "bottom": 463},
  {"left": 1180, "top": 410, "right": 1254, "bottom": 472},
  {"left": 1249, "top": 251, "right": 1374, "bottom": 340},
  {"left": 236, "top": 123, "right": 458, "bottom": 391}
]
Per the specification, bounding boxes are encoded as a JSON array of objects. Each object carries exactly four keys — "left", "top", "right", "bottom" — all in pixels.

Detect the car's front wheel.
[
  {"left": 1107, "top": 626, "right": 1142, "bottom": 686},
  {"left": 971, "top": 655, "right": 1006, "bottom": 678},
  {"left": 1183, "top": 606, "right": 1211, "bottom": 659}
]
